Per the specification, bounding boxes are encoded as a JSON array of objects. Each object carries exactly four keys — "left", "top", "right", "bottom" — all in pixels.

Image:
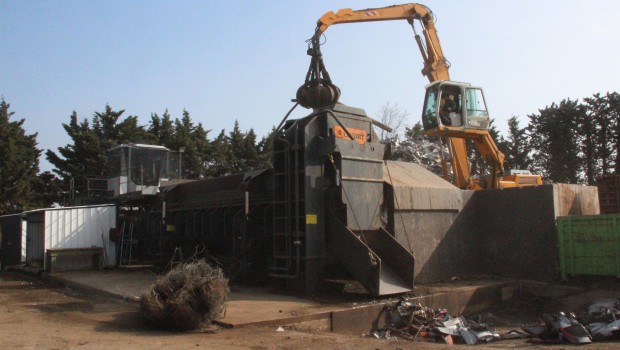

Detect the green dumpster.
[{"left": 557, "top": 214, "right": 620, "bottom": 280}]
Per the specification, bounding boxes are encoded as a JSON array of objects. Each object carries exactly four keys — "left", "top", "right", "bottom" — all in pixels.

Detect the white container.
[
  {"left": 25, "top": 204, "right": 117, "bottom": 268},
  {"left": 449, "top": 113, "right": 462, "bottom": 127}
]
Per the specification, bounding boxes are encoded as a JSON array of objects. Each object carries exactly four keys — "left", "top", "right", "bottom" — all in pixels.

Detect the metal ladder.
[
  {"left": 270, "top": 122, "right": 305, "bottom": 279},
  {"left": 119, "top": 221, "right": 134, "bottom": 266}
]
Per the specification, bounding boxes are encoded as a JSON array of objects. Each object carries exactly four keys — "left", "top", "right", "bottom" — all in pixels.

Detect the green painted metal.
[{"left": 557, "top": 214, "right": 620, "bottom": 280}]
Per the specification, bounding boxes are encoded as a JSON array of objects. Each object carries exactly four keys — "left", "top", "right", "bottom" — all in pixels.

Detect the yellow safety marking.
[{"left": 306, "top": 214, "right": 318, "bottom": 224}]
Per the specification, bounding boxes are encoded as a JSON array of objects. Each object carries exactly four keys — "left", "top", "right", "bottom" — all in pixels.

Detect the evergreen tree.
[
  {"left": 527, "top": 99, "right": 583, "bottom": 183},
  {"left": 193, "top": 122, "right": 212, "bottom": 178},
  {"left": 30, "top": 171, "right": 64, "bottom": 208},
  {"left": 148, "top": 110, "right": 176, "bottom": 148},
  {"left": 92, "top": 105, "right": 152, "bottom": 147},
  {"left": 46, "top": 105, "right": 149, "bottom": 199},
  {"left": 256, "top": 127, "right": 276, "bottom": 170},
  {"left": 172, "top": 109, "right": 211, "bottom": 179},
  {"left": 241, "top": 128, "right": 261, "bottom": 170},
  {"left": 227, "top": 121, "right": 245, "bottom": 173},
  {"left": 208, "top": 129, "right": 233, "bottom": 177},
  {"left": 407, "top": 122, "right": 427, "bottom": 141},
  {"left": 0, "top": 99, "right": 41, "bottom": 215},
  {"left": 577, "top": 99, "right": 599, "bottom": 185},
  {"left": 501, "top": 116, "right": 532, "bottom": 173},
  {"left": 583, "top": 92, "right": 620, "bottom": 175},
  {"left": 173, "top": 110, "right": 197, "bottom": 178},
  {"left": 219, "top": 121, "right": 263, "bottom": 174},
  {"left": 610, "top": 92, "right": 620, "bottom": 174},
  {"left": 46, "top": 111, "right": 101, "bottom": 180},
  {"left": 584, "top": 93, "right": 613, "bottom": 176}
]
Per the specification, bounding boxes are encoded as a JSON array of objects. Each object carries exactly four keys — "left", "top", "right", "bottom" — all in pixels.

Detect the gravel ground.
[{"left": 1, "top": 271, "right": 619, "bottom": 350}]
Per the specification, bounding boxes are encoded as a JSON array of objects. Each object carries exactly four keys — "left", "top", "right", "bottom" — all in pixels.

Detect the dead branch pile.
[{"left": 140, "top": 260, "right": 229, "bottom": 331}]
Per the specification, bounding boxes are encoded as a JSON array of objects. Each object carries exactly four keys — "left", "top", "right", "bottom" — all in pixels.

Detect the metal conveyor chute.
[{"left": 329, "top": 213, "right": 414, "bottom": 296}]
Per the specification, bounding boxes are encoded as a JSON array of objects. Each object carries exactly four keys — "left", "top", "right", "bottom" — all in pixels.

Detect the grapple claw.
[{"left": 296, "top": 80, "right": 341, "bottom": 109}]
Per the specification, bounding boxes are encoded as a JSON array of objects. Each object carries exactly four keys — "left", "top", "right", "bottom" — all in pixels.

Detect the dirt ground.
[{"left": 1, "top": 271, "right": 619, "bottom": 350}]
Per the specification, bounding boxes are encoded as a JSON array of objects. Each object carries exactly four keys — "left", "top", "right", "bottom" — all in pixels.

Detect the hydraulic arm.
[
  {"left": 314, "top": 4, "right": 450, "bottom": 82},
  {"left": 298, "top": 3, "right": 539, "bottom": 189},
  {"left": 297, "top": 4, "right": 449, "bottom": 109}
]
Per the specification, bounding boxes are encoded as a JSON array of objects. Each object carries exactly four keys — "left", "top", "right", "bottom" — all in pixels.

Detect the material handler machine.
[{"left": 297, "top": 3, "right": 542, "bottom": 189}]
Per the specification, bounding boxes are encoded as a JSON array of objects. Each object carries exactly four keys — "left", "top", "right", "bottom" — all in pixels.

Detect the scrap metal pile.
[
  {"left": 586, "top": 299, "right": 620, "bottom": 340},
  {"left": 366, "top": 297, "right": 524, "bottom": 345},
  {"left": 521, "top": 298, "right": 620, "bottom": 344},
  {"left": 367, "top": 296, "right": 620, "bottom": 346}
]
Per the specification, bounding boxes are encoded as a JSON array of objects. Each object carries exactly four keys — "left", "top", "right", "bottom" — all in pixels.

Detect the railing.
[{"left": 70, "top": 176, "right": 108, "bottom": 201}]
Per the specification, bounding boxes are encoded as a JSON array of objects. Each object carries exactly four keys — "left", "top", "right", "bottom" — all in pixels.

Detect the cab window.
[
  {"left": 465, "top": 88, "right": 488, "bottom": 118},
  {"left": 465, "top": 88, "right": 490, "bottom": 129},
  {"left": 422, "top": 87, "right": 439, "bottom": 129}
]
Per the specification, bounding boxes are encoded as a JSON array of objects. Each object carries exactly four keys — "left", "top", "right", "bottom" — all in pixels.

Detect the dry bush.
[{"left": 140, "top": 260, "right": 229, "bottom": 331}]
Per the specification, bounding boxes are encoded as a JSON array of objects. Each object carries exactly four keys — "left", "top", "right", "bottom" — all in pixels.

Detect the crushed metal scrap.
[
  {"left": 365, "top": 296, "right": 620, "bottom": 345},
  {"left": 522, "top": 298, "right": 620, "bottom": 344},
  {"left": 364, "top": 297, "right": 524, "bottom": 345},
  {"left": 586, "top": 299, "right": 620, "bottom": 340},
  {"left": 522, "top": 312, "right": 591, "bottom": 344}
]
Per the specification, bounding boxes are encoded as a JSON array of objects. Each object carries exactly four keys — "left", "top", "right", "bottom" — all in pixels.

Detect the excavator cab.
[{"left": 422, "top": 81, "right": 490, "bottom": 132}]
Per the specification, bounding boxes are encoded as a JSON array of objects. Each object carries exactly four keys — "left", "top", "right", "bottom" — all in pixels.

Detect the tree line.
[
  {"left": 1, "top": 101, "right": 274, "bottom": 214},
  {"left": 1, "top": 91, "right": 618, "bottom": 215}
]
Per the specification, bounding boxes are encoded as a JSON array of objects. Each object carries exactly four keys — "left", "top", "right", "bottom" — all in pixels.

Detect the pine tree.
[
  {"left": 149, "top": 110, "right": 176, "bottom": 148},
  {"left": 46, "top": 105, "right": 149, "bottom": 199},
  {"left": 171, "top": 110, "right": 212, "bottom": 179},
  {"left": 527, "top": 99, "right": 583, "bottom": 183},
  {"left": 30, "top": 171, "right": 64, "bottom": 208},
  {"left": 208, "top": 129, "right": 233, "bottom": 177},
  {"left": 578, "top": 99, "right": 599, "bottom": 185},
  {"left": 193, "top": 122, "right": 213, "bottom": 178},
  {"left": 583, "top": 92, "right": 620, "bottom": 175},
  {"left": 604, "top": 92, "right": 620, "bottom": 173},
  {"left": 501, "top": 116, "right": 532, "bottom": 173},
  {"left": 241, "top": 128, "right": 261, "bottom": 170},
  {"left": 0, "top": 99, "right": 41, "bottom": 215},
  {"left": 46, "top": 112, "right": 101, "bottom": 180},
  {"left": 222, "top": 121, "right": 262, "bottom": 174},
  {"left": 256, "top": 127, "right": 276, "bottom": 170},
  {"left": 173, "top": 110, "right": 197, "bottom": 178}
]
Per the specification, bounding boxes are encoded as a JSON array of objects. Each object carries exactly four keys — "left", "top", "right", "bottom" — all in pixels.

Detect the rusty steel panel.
[
  {"left": 331, "top": 303, "right": 388, "bottom": 334},
  {"left": 597, "top": 175, "right": 620, "bottom": 214},
  {"left": 553, "top": 184, "right": 600, "bottom": 217},
  {"left": 384, "top": 161, "right": 462, "bottom": 210}
]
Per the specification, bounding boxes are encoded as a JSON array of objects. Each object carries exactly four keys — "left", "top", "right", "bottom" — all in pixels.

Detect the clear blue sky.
[{"left": 2, "top": 1, "right": 619, "bottom": 172}]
